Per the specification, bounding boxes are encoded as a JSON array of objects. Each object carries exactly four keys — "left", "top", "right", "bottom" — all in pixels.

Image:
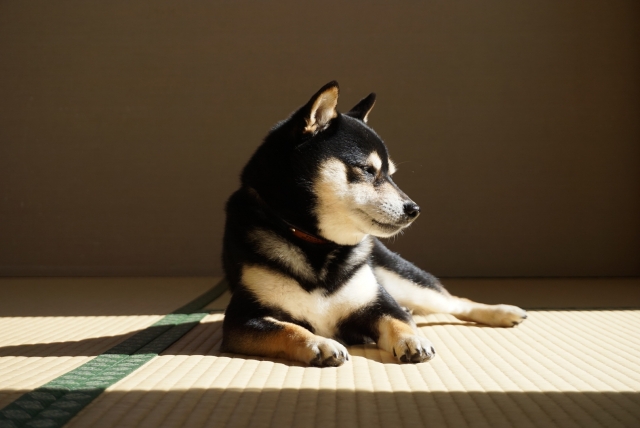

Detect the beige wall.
[{"left": 1, "top": 1, "right": 638, "bottom": 277}]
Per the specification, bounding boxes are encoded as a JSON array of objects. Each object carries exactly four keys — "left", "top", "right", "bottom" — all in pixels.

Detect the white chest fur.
[{"left": 241, "top": 263, "right": 379, "bottom": 338}]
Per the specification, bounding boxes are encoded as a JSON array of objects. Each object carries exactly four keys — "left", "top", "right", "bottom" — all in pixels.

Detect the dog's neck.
[{"left": 246, "top": 187, "right": 332, "bottom": 246}]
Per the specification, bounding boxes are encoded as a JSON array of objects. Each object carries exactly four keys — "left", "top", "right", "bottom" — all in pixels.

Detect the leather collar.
[
  {"left": 284, "top": 222, "right": 331, "bottom": 245},
  {"left": 247, "top": 187, "right": 332, "bottom": 245}
]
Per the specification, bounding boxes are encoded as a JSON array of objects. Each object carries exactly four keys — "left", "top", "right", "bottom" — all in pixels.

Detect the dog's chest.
[{"left": 241, "top": 264, "right": 379, "bottom": 338}]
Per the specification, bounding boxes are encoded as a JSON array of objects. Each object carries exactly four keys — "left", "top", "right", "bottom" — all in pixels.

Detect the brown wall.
[{"left": 1, "top": 1, "right": 638, "bottom": 277}]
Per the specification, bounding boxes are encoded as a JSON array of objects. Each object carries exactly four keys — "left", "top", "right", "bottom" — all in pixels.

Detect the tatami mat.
[
  {"left": 0, "top": 314, "right": 163, "bottom": 409},
  {"left": 65, "top": 310, "right": 640, "bottom": 428},
  {"left": 1, "top": 278, "right": 639, "bottom": 427},
  {"left": 0, "top": 277, "right": 216, "bottom": 409}
]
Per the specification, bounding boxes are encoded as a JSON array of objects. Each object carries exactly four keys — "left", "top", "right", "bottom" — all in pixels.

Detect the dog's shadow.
[
  {"left": 0, "top": 316, "right": 488, "bottom": 366},
  {"left": 162, "top": 320, "right": 424, "bottom": 366},
  {"left": 166, "top": 317, "right": 494, "bottom": 366}
]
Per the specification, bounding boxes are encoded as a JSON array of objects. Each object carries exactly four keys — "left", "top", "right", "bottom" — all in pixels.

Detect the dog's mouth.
[
  {"left": 356, "top": 209, "right": 412, "bottom": 235},
  {"left": 371, "top": 218, "right": 405, "bottom": 233}
]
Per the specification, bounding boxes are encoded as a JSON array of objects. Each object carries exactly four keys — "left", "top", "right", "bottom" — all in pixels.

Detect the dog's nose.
[{"left": 403, "top": 202, "right": 420, "bottom": 219}]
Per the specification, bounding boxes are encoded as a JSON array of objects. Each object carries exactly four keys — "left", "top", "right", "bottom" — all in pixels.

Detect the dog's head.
[{"left": 242, "top": 81, "right": 420, "bottom": 246}]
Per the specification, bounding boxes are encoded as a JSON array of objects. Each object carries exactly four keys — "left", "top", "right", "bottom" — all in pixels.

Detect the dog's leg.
[
  {"left": 381, "top": 274, "right": 528, "bottom": 327},
  {"left": 221, "top": 316, "right": 349, "bottom": 367},
  {"left": 376, "top": 315, "right": 436, "bottom": 363},
  {"left": 372, "top": 239, "right": 527, "bottom": 327},
  {"left": 339, "top": 289, "right": 436, "bottom": 363}
]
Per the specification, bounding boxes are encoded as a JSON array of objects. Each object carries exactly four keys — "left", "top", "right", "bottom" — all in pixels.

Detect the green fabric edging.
[
  {"left": 171, "top": 279, "right": 228, "bottom": 315},
  {"left": 0, "top": 278, "right": 229, "bottom": 428}
]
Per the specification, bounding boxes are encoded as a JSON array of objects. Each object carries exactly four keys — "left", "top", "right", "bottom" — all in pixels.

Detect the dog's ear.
[
  {"left": 346, "top": 93, "right": 376, "bottom": 123},
  {"left": 301, "top": 81, "right": 339, "bottom": 134}
]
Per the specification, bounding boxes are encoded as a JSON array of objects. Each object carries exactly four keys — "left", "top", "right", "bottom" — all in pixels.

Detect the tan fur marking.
[
  {"left": 367, "top": 152, "right": 382, "bottom": 174},
  {"left": 304, "top": 123, "right": 319, "bottom": 133},
  {"left": 376, "top": 315, "right": 416, "bottom": 354},
  {"left": 376, "top": 315, "right": 435, "bottom": 362},
  {"left": 231, "top": 318, "right": 317, "bottom": 362},
  {"left": 225, "top": 317, "right": 349, "bottom": 366},
  {"left": 314, "top": 159, "right": 368, "bottom": 244}
]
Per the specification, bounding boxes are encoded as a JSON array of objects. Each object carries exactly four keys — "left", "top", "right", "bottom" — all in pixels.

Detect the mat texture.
[
  {"left": 67, "top": 310, "right": 640, "bottom": 428},
  {"left": 1, "top": 278, "right": 639, "bottom": 428},
  {"left": 0, "top": 277, "right": 217, "bottom": 411}
]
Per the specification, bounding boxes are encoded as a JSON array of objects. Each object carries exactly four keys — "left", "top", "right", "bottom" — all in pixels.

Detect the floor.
[{"left": 1, "top": 277, "right": 639, "bottom": 427}]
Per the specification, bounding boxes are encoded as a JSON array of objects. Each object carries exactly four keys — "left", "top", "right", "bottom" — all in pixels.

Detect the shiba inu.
[{"left": 221, "top": 81, "right": 527, "bottom": 367}]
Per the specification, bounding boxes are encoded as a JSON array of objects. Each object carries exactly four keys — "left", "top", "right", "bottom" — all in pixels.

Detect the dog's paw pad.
[
  {"left": 308, "top": 338, "right": 349, "bottom": 367},
  {"left": 393, "top": 336, "right": 435, "bottom": 364}
]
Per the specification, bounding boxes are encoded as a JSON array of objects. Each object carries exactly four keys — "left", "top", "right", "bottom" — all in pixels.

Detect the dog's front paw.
[
  {"left": 487, "top": 304, "right": 528, "bottom": 327},
  {"left": 305, "top": 337, "right": 349, "bottom": 367},
  {"left": 392, "top": 335, "right": 436, "bottom": 363}
]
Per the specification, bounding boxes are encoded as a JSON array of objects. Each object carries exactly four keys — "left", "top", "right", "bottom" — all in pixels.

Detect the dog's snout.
[{"left": 403, "top": 202, "right": 420, "bottom": 219}]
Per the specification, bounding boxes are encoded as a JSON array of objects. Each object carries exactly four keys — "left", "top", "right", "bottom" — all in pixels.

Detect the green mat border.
[{"left": 0, "top": 278, "right": 229, "bottom": 428}]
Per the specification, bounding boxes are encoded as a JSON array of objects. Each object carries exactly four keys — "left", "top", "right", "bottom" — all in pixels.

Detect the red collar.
[
  {"left": 288, "top": 225, "right": 331, "bottom": 245},
  {"left": 246, "top": 187, "right": 332, "bottom": 245}
]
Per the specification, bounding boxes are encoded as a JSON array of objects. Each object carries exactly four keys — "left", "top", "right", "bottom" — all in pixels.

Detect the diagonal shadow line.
[
  {"left": 0, "top": 319, "right": 226, "bottom": 358},
  {"left": 2, "top": 273, "right": 638, "bottom": 428},
  {"left": 0, "top": 314, "right": 210, "bottom": 427},
  {"left": 0, "top": 281, "right": 228, "bottom": 428},
  {"left": 0, "top": 279, "right": 230, "bottom": 358},
  {"left": 1, "top": 278, "right": 230, "bottom": 318}
]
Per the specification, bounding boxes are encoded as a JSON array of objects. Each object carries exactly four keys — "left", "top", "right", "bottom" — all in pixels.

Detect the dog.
[{"left": 220, "top": 81, "right": 527, "bottom": 366}]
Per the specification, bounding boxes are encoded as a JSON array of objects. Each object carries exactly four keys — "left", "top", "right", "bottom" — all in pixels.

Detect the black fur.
[
  {"left": 220, "top": 81, "right": 446, "bottom": 362},
  {"left": 371, "top": 239, "right": 446, "bottom": 293}
]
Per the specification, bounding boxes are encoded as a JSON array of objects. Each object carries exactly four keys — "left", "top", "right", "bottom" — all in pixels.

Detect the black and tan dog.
[{"left": 221, "top": 81, "right": 527, "bottom": 366}]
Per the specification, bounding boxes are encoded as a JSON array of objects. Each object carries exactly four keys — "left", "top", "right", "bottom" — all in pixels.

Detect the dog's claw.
[
  {"left": 307, "top": 337, "right": 349, "bottom": 367},
  {"left": 393, "top": 336, "right": 436, "bottom": 364}
]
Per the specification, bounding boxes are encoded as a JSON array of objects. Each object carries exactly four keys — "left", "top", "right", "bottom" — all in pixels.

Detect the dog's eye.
[{"left": 361, "top": 166, "right": 377, "bottom": 177}]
